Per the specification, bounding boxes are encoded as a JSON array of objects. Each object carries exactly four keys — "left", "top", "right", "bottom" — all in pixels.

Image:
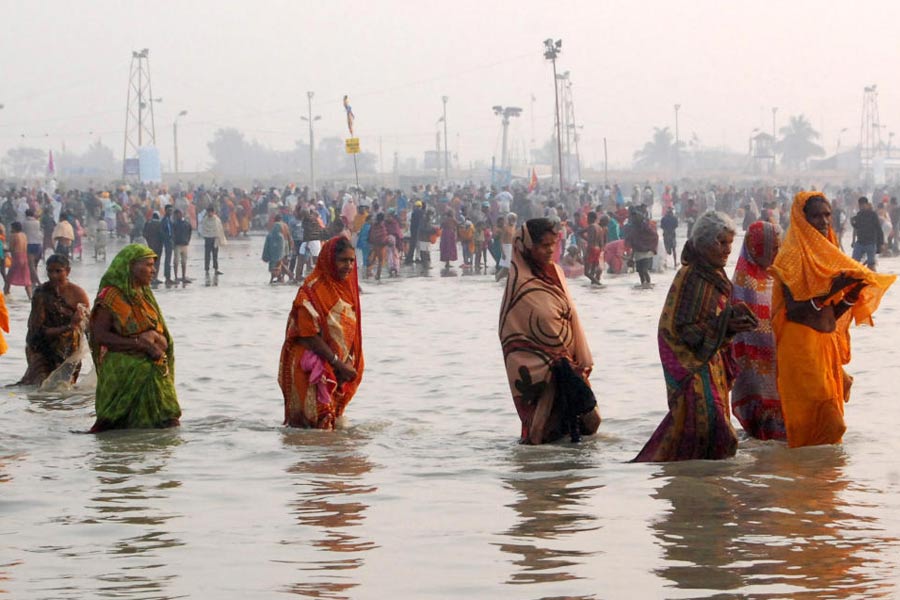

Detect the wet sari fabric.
[{"left": 279, "top": 236, "right": 364, "bottom": 429}]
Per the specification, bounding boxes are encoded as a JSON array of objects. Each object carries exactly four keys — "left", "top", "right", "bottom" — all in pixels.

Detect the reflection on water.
[
  {"left": 498, "top": 445, "right": 601, "bottom": 596},
  {"left": 650, "top": 445, "right": 898, "bottom": 598},
  {"left": 0, "top": 452, "right": 26, "bottom": 597},
  {"left": 87, "top": 430, "right": 184, "bottom": 599},
  {"left": 25, "top": 389, "right": 94, "bottom": 413},
  {"left": 280, "top": 430, "right": 378, "bottom": 599}
]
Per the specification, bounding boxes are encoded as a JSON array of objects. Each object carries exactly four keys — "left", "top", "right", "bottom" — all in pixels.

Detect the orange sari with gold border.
[{"left": 279, "top": 236, "right": 364, "bottom": 429}]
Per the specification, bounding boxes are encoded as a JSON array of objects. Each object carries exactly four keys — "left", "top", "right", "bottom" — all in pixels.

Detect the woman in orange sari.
[
  {"left": 238, "top": 196, "right": 252, "bottom": 236},
  {"left": 770, "top": 192, "right": 895, "bottom": 448},
  {"left": 224, "top": 197, "right": 239, "bottom": 238},
  {"left": 279, "top": 235, "right": 364, "bottom": 429}
]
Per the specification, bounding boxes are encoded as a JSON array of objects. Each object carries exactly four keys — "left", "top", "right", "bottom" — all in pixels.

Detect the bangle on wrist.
[
  {"left": 809, "top": 298, "right": 823, "bottom": 312},
  {"left": 842, "top": 297, "right": 857, "bottom": 306}
]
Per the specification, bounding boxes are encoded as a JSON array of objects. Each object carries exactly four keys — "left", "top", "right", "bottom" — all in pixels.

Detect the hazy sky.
[{"left": 2, "top": 0, "right": 899, "bottom": 174}]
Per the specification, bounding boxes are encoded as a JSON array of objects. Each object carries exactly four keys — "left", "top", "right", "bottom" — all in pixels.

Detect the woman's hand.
[
  {"left": 832, "top": 272, "right": 862, "bottom": 293},
  {"left": 138, "top": 331, "right": 167, "bottom": 360},
  {"left": 333, "top": 360, "right": 358, "bottom": 383},
  {"left": 728, "top": 303, "right": 758, "bottom": 333},
  {"left": 70, "top": 305, "right": 87, "bottom": 329},
  {"left": 844, "top": 281, "right": 866, "bottom": 303}
]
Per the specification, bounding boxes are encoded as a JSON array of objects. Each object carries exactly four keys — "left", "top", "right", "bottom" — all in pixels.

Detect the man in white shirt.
[{"left": 496, "top": 186, "right": 513, "bottom": 215}]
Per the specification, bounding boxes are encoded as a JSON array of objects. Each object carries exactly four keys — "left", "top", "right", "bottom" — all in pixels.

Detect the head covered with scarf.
[
  {"left": 307, "top": 235, "right": 362, "bottom": 311},
  {"left": 90, "top": 243, "right": 172, "bottom": 369},
  {"left": 97, "top": 244, "right": 159, "bottom": 303},
  {"left": 770, "top": 191, "right": 895, "bottom": 326},
  {"left": 678, "top": 211, "right": 737, "bottom": 296},
  {"left": 733, "top": 220, "right": 781, "bottom": 306},
  {"left": 510, "top": 217, "right": 563, "bottom": 285},
  {"left": 299, "top": 235, "right": 363, "bottom": 383}
]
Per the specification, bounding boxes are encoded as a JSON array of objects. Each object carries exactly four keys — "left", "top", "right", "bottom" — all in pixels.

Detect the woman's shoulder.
[{"left": 95, "top": 285, "right": 124, "bottom": 305}]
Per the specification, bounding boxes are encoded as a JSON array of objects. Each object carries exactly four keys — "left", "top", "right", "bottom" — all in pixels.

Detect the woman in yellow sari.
[
  {"left": 279, "top": 235, "right": 364, "bottom": 429},
  {"left": 770, "top": 192, "right": 895, "bottom": 448},
  {"left": 89, "top": 244, "right": 180, "bottom": 432}
]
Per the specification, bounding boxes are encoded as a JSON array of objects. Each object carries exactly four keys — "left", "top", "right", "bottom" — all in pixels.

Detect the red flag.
[
  {"left": 528, "top": 167, "right": 538, "bottom": 192},
  {"left": 47, "top": 150, "right": 55, "bottom": 175}
]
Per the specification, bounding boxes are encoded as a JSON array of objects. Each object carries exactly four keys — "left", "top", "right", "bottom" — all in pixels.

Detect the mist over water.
[{"left": 2, "top": 230, "right": 899, "bottom": 598}]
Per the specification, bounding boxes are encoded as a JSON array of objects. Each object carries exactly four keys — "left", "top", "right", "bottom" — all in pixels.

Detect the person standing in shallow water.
[
  {"left": 279, "top": 236, "right": 364, "bottom": 430},
  {"left": 199, "top": 206, "right": 226, "bottom": 277},
  {"left": 770, "top": 192, "right": 895, "bottom": 449},
  {"left": 172, "top": 208, "right": 192, "bottom": 284},
  {"left": 4, "top": 221, "right": 32, "bottom": 299},
  {"left": 499, "top": 218, "right": 601, "bottom": 444},
  {"left": 633, "top": 211, "right": 757, "bottom": 462},
  {"left": 89, "top": 244, "right": 180, "bottom": 432},
  {"left": 729, "top": 220, "right": 785, "bottom": 441},
  {"left": 16, "top": 254, "right": 90, "bottom": 386}
]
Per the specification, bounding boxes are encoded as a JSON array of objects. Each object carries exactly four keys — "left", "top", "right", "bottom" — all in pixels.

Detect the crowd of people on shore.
[
  {"left": 2, "top": 178, "right": 899, "bottom": 293},
  {"left": 0, "top": 178, "right": 897, "bottom": 461}
]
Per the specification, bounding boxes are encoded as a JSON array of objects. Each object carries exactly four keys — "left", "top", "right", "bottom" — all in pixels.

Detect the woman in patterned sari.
[
  {"left": 730, "top": 220, "right": 785, "bottom": 440},
  {"left": 279, "top": 235, "right": 364, "bottom": 429},
  {"left": 89, "top": 244, "right": 180, "bottom": 432},
  {"left": 16, "top": 254, "right": 90, "bottom": 386},
  {"left": 634, "top": 212, "right": 757, "bottom": 462},
  {"left": 499, "top": 218, "right": 600, "bottom": 445}
]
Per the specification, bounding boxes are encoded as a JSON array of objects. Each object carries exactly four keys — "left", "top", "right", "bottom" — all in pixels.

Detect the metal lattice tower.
[
  {"left": 557, "top": 72, "right": 582, "bottom": 183},
  {"left": 859, "top": 84, "right": 882, "bottom": 176},
  {"left": 123, "top": 49, "right": 158, "bottom": 167}
]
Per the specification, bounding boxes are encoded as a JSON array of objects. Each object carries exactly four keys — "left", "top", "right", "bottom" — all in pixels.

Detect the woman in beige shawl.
[{"left": 499, "top": 218, "right": 601, "bottom": 444}]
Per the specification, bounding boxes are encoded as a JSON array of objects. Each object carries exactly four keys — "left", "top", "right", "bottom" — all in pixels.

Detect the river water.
[{"left": 2, "top": 231, "right": 899, "bottom": 599}]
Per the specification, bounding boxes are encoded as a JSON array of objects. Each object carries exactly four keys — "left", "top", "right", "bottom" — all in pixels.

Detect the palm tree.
[
  {"left": 633, "top": 127, "right": 676, "bottom": 170},
  {"left": 776, "top": 115, "right": 825, "bottom": 169}
]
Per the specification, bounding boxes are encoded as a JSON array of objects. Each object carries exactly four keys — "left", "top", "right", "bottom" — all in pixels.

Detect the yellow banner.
[{"left": 345, "top": 138, "right": 360, "bottom": 154}]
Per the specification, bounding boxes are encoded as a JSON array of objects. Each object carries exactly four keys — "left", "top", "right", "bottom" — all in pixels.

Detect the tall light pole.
[
  {"left": 302, "top": 91, "right": 321, "bottom": 195},
  {"left": 772, "top": 106, "right": 778, "bottom": 174},
  {"left": 543, "top": 38, "right": 564, "bottom": 191},
  {"left": 173, "top": 110, "right": 187, "bottom": 174},
  {"left": 442, "top": 95, "right": 449, "bottom": 180},
  {"left": 492, "top": 106, "right": 522, "bottom": 171},
  {"left": 674, "top": 103, "right": 681, "bottom": 177},
  {"left": 836, "top": 127, "right": 848, "bottom": 153},
  {"left": 556, "top": 71, "right": 571, "bottom": 182}
]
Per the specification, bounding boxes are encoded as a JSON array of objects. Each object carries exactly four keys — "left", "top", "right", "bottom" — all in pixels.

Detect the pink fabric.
[{"left": 300, "top": 351, "right": 337, "bottom": 407}]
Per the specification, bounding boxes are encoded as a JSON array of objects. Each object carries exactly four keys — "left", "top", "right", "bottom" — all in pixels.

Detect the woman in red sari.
[{"left": 279, "top": 235, "right": 364, "bottom": 429}]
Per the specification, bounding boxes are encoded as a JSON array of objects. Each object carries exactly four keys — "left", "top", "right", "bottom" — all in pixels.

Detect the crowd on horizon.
[{"left": 1, "top": 176, "right": 899, "bottom": 294}]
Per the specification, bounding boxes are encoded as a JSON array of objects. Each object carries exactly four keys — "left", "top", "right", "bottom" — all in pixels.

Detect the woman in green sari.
[{"left": 89, "top": 244, "right": 180, "bottom": 432}]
